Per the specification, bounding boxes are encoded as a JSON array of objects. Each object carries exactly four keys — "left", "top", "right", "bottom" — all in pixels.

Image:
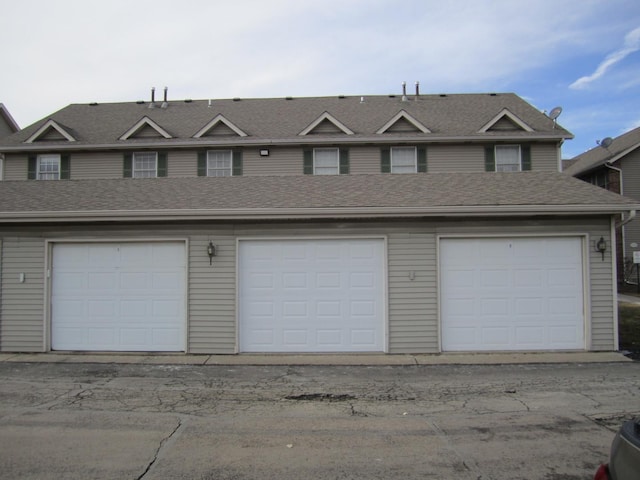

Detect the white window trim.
[
  {"left": 494, "top": 145, "right": 522, "bottom": 172},
  {"left": 133, "top": 152, "right": 158, "bottom": 178},
  {"left": 390, "top": 146, "right": 417, "bottom": 173},
  {"left": 313, "top": 147, "right": 340, "bottom": 175},
  {"left": 37, "top": 154, "right": 61, "bottom": 180},
  {"left": 207, "top": 150, "right": 233, "bottom": 177}
]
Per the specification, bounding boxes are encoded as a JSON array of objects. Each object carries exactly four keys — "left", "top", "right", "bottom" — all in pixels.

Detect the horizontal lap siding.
[
  {"left": 429, "top": 145, "right": 482, "bottom": 172},
  {"left": 188, "top": 235, "right": 236, "bottom": 354},
  {"left": 3, "top": 154, "right": 27, "bottom": 181},
  {"left": 0, "top": 237, "right": 45, "bottom": 351},
  {"left": 532, "top": 143, "right": 560, "bottom": 172},
  {"left": 244, "top": 147, "right": 302, "bottom": 176},
  {"left": 70, "top": 152, "right": 122, "bottom": 178},
  {"left": 167, "top": 151, "right": 197, "bottom": 177},
  {"left": 620, "top": 152, "right": 640, "bottom": 260},
  {"left": 387, "top": 233, "right": 437, "bottom": 353},
  {"left": 588, "top": 222, "right": 616, "bottom": 350}
]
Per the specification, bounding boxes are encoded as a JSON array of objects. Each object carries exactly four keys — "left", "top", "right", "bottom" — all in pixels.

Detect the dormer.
[
  {"left": 299, "top": 112, "right": 354, "bottom": 136},
  {"left": 119, "top": 116, "right": 172, "bottom": 140},
  {"left": 193, "top": 114, "right": 248, "bottom": 138},
  {"left": 478, "top": 108, "right": 534, "bottom": 133},
  {"left": 376, "top": 110, "right": 430, "bottom": 134},
  {"left": 24, "top": 119, "right": 77, "bottom": 143}
]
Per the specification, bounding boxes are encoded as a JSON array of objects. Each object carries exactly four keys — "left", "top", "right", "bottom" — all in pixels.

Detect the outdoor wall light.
[
  {"left": 259, "top": 148, "right": 270, "bottom": 157},
  {"left": 596, "top": 236, "right": 607, "bottom": 261},
  {"left": 207, "top": 241, "right": 217, "bottom": 265}
]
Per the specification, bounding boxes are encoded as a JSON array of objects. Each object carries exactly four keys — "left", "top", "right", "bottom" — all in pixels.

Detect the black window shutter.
[
  {"left": 417, "top": 147, "right": 427, "bottom": 173},
  {"left": 197, "top": 152, "right": 207, "bottom": 176},
  {"left": 303, "top": 149, "right": 313, "bottom": 174},
  {"left": 381, "top": 148, "right": 391, "bottom": 173},
  {"left": 339, "top": 149, "right": 349, "bottom": 174},
  {"left": 123, "top": 153, "right": 132, "bottom": 178},
  {"left": 60, "top": 154, "right": 71, "bottom": 179},
  {"left": 232, "top": 150, "right": 243, "bottom": 176},
  {"left": 521, "top": 145, "right": 531, "bottom": 171},
  {"left": 157, "top": 152, "right": 167, "bottom": 177},
  {"left": 27, "top": 154, "right": 37, "bottom": 180},
  {"left": 484, "top": 146, "right": 495, "bottom": 172}
]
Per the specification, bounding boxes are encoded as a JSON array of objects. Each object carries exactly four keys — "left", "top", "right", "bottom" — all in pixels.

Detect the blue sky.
[{"left": 2, "top": 0, "right": 640, "bottom": 159}]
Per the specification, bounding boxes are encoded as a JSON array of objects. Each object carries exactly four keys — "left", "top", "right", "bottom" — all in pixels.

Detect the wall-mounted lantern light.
[
  {"left": 207, "top": 241, "right": 216, "bottom": 265},
  {"left": 596, "top": 236, "right": 607, "bottom": 261},
  {"left": 259, "top": 148, "right": 270, "bottom": 157}
]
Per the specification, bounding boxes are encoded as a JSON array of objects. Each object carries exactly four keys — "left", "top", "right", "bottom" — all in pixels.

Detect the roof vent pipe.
[
  {"left": 161, "top": 86, "right": 169, "bottom": 109},
  {"left": 415, "top": 81, "right": 420, "bottom": 99},
  {"left": 149, "top": 87, "right": 156, "bottom": 109},
  {"left": 401, "top": 81, "right": 408, "bottom": 102}
]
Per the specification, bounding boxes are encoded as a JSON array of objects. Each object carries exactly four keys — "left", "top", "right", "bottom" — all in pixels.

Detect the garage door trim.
[
  {"left": 437, "top": 233, "right": 589, "bottom": 353},
  {"left": 45, "top": 238, "right": 189, "bottom": 352},
  {"left": 236, "top": 236, "right": 388, "bottom": 353}
]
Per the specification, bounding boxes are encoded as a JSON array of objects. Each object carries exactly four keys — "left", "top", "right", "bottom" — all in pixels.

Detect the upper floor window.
[
  {"left": 133, "top": 152, "right": 157, "bottom": 178},
  {"left": 495, "top": 146, "right": 521, "bottom": 172},
  {"left": 381, "top": 147, "right": 427, "bottom": 173},
  {"left": 590, "top": 171, "right": 609, "bottom": 189},
  {"left": 27, "top": 153, "right": 70, "bottom": 180},
  {"left": 303, "top": 148, "right": 349, "bottom": 175},
  {"left": 38, "top": 154, "right": 61, "bottom": 180},
  {"left": 207, "top": 150, "right": 232, "bottom": 177},
  {"left": 197, "top": 150, "right": 243, "bottom": 177},
  {"left": 485, "top": 145, "right": 531, "bottom": 172},
  {"left": 123, "top": 152, "right": 167, "bottom": 178}
]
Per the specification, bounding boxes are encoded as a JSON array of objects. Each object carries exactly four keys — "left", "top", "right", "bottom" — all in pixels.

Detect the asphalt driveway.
[{"left": 0, "top": 360, "right": 638, "bottom": 479}]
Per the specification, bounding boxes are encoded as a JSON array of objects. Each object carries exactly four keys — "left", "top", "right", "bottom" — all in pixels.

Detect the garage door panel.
[
  {"left": 239, "top": 239, "right": 384, "bottom": 352},
  {"left": 441, "top": 237, "right": 585, "bottom": 352},
  {"left": 52, "top": 242, "right": 185, "bottom": 352}
]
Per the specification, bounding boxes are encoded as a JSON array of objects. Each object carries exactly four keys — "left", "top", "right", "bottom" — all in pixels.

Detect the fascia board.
[
  {"left": 1, "top": 204, "right": 637, "bottom": 223},
  {"left": 478, "top": 108, "right": 535, "bottom": 133},
  {"left": 119, "top": 117, "right": 172, "bottom": 140},
  {"left": 24, "top": 119, "right": 77, "bottom": 143},
  {"left": 0, "top": 134, "right": 574, "bottom": 153},
  {"left": 298, "top": 112, "right": 355, "bottom": 135},
  {"left": 376, "top": 110, "right": 431, "bottom": 134},
  {"left": 192, "top": 114, "right": 248, "bottom": 138}
]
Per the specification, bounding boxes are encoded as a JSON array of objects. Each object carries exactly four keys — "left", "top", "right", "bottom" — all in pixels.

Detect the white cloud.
[{"left": 570, "top": 26, "right": 640, "bottom": 89}]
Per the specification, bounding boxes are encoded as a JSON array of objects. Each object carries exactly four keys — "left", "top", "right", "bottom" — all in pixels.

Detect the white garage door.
[
  {"left": 51, "top": 242, "right": 186, "bottom": 351},
  {"left": 440, "top": 237, "right": 585, "bottom": 352},
  {"left": 239, "top": 239, "right": 385, "bottom": 352}
]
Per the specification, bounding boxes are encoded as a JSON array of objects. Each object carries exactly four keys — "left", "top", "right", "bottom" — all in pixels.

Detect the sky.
[{"left": 1, "top": 0, "right": 640, "bottom": 159}]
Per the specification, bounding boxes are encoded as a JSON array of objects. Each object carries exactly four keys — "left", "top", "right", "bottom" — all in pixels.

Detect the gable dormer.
[
  {"left": 119, "top": 116, "right": 172, "bottom": 140},
  {"left": 25, "top": 119, "right": 76, "bottom": 143},
  {"left": 299, "top": 112, "right": 354, "bottom": 136},
  {"left": 478, "top": 108, "right": 534, "bottom": 133},
  {"left": 376, "top": 110, "right": 430, "bottom": 134},
  {"left": 193, "top": 114, "right": 248, "bottom": 138}
]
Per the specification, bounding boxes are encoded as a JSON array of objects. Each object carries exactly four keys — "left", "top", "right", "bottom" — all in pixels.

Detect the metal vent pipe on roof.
[
  {"left": 151, "top": 87, "right": 155, "bottom": 103},
  {"left": 163, "top": 87, "right": 168, "bottom": 102},
  {"left": 415, "top": 81, "right": 420, "bottom": 98},
  {"left": 402, "top": 82, "right": 408, "bottom": 102}
]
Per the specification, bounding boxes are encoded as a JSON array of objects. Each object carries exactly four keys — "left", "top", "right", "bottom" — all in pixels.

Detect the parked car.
[{"left": 595, "top": 418, "right": 640, "bottom": 479}]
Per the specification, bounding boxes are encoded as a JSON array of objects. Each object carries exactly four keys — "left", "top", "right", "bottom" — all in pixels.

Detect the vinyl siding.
[
  {"left": 167, "top": 151, "right": 197, "bottom": 177},
  {"left": 0, "top": 217, "right": 616, "bottom": 354},
  {"left": 619, "top": 150, "right": 640, "bottom": 261},
  {"left": 0, "top": 237, "right": 45, "bottom": 351},
  {"left": 243, "top": 147, "right": 302, "bottom": 176},
  {"left": 4, "top": 154, "right": 28, "bottom": 180}
]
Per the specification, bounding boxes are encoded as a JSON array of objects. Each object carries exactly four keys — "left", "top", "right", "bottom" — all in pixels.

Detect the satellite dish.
[
  {"left": 599, "top": 137, "right": 613, "bottom": 149},
  {"left": 548, "top": 106, "right": 563, "bottom": 120}
]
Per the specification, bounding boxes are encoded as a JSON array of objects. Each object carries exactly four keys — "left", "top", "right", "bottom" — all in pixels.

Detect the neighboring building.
[
  {"left": 0, "top": 104, "right": 20, "bottom": 182},
  {"left": 0, "top": 89, "right": 637, "bottom": 355},
  {"left": 564, "top": 127, "right": 640, "bottom": 285}
]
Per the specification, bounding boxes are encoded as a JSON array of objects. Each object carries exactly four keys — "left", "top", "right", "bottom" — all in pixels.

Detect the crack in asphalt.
[{"left": 137, "top": 416, "right": 185, "bottom": 480}]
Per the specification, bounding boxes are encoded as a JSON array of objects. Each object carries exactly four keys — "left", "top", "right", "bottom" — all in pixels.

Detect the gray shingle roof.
[
  {"left": 0, "top": 172, "right": 634, "bottom": 223},
  {"left": 0, "top": 93, "right": 572, "bottom": 150},
  {"left": 564, "top": 126, "right": 640, "bottom": 176}
]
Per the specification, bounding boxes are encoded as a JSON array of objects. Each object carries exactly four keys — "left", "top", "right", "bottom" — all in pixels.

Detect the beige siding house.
[{"left": 0, "top": 91, "right": 637, "bottom": 355}]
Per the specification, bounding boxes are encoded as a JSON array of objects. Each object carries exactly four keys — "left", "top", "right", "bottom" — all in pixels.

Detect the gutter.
[
  {"left": 0, "top": 204, "right": 638, "bottom": 224},
  {"left": 0, "top": 133, "right": 575, "bottom": 153}
]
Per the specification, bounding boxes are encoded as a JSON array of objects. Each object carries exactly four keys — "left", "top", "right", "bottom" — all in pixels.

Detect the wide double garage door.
[
  {"left": 238, "top": 239, "right": 386, "bottom": 352},
  {"left": 51, "top": 242, "right": 186, "bottom": 352},
  {"left": 440, "top": 237, "right": 585, "bottom": 352}
]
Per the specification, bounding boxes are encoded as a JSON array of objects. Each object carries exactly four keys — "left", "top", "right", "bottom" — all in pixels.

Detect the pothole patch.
[{"left": 285, "top": 393, "right": 356, "bottom": 402}]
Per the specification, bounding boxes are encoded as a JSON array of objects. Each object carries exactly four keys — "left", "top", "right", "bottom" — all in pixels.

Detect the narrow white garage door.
[
  {"left": 440, "top": 237, "right": 585, "bottom": 352},
  {"left": 239, "top": 239, "right": 385, "bottom": 352},
  {"left": 51, "top": 242, "right": 186, "bottom": 351}
]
